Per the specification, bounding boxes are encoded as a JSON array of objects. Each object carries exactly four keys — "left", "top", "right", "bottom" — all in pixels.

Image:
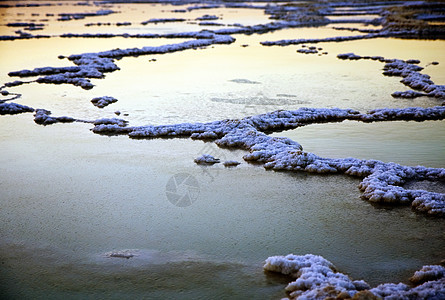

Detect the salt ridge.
[
  {"left": 91, "top": 96, "right": 118, "bottom": 108},
  {"left": 337, "top": 53, "right": 445, "bottom": 100},
  {"left": 7, "top": 34, "right": 235, "bottom": 90},
  {"left": 264, "top": 253, "right": 445, "bottom": 299},
  {"left": 1, "top": 1, "right": 444, "bottom": 298},
  {"left": 90, "top": 106, "right": 445, "bottom": 217},
  {"left": 0, "top": 101, "right": 34, "bottom": 115}
]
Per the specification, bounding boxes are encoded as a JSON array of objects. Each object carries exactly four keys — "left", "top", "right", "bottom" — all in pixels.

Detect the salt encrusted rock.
[
  {"left": 337, "top": 53, "right": 445, "bottom": 100},
  {"left": 194, "top": 154, "right": 220, "bottom": 165},
  {"left": 0, "top": 101, "right": 34, "bottom": 115},
  {"left": 357, "top": 164, "right": 445, "bottom": 209},
  {"left": 141, "top": 18, "right": 186, "bottom": 25},
  {"left": 4, "top": 80, "right": 24, "bottom": 87},
  {"left": 266, "top": 254, "right": 445, "bottom": 300},
  {"left": 58, "top": 9, "right": 115, "bottom": 21},
  {"left": 261, "top": 33, "right": 386, "bottom": 46},
  {"left": 91, "top": 124, "right": 132, "bottom": 135},
  {"left": 361, "top": 106, "right": 445, "bottom": 122},
  {"left": 91, "top": 118, "right": 130, "bottom": 134},
  {"left": 223, "top": 160, "right": 241, "bottom": 167},
  {"left": 8, "top": 57, "right": 117, "bottom": 90},
  {"left": 105, "top": 249, "right": 136, "bottom": 259},
  {"left": 412, "top": 193, "right": 445, "bottom": 217},
  {"left": 7, "top": 22, "right": 44, "bottom": 27},
  {"left": 93, "top": 118, "right": 128, "bottom": 127},
  {"left": 260, "top": 0, "right": 445, "bottom": 45},
  {"left": 0, "top": 33, "right": 50, "bottom": 41},
  {"left": 371, "top": 279, "right": 445, "bottom": 299},
  {"left": 264, "top": 254, "right": 369, "bottom": 299},
  {"left": 337, "top": 53, "right": 364, "bottom": 60},
  {"left": 391, "top": 90, "right": 426, "bottom": 98},
  {"left": 410, "top": 265, "right": 445, "bottom": 284},
  {"left": 191, "top": 131, "right": 219, "bottom": 139},
  {"left": 406, "top": 59, "right": 421, "bottom": 64},
  {"left": 408, "top": 279, "right": 445, "bottom": 299},
  {"left": 90, "top": 106, "right": 445, "bottom": 217},
  {"left": 8, "top": 66, "right": 82, "bottom": 77},
  {"left": 264, "top": 254, "right": 336, "bottom": 276},
  {"left": 186, "top": 4, "right": 222, "bottom": 11},
  {"left": 198, "top": 22, "right": 224, "bottom": 27},
  {"left": 297, "top": 48, "right": 318, "bottom": 54},
  {"left": 9, "top": 34, "right": 235, "bottom": 90},
  {"left": 34, "top": 109, "right": 76, "bottom": 125},
  {"left": 91, "top": 96, "right": 118, "bottom": 108},
  {"left": 370, "top": 282, "right": 411, "bottom": 299},
  {"left": 228, "top": 79, "right": 260, "bottom": 84},
  {"left": 383, "top": 59, "right": 424, "bottom": 76}
]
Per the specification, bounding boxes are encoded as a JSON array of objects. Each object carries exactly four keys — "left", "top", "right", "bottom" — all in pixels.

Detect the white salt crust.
[
  {"left": 0, "top": 101, "right": 34, "bottom": 115},
  {"left": 337, "top": 53, "right": 445, "bottom": 100},
  {"left": 91, "top": 106, "right": 445, "bottom": 217},
  {"left": 264, "top": 254, "right": 445, "bottom": 300},
  {"left": 194, "top": 154, "right": 221, "bottom": 165},
  {"left": 7, "top": 34, "right": 235, "bottom": 90},
  {"left": 91, "top": 96, "right": 118, "bottom": 108}
]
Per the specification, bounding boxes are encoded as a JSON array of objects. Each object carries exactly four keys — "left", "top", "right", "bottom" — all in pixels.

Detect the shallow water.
[
  {"left": 271, "top": 120, "right": 445, "bottom": 168},
  {"left": 1, "top": 115, "right": 444, "bottom": 299},
  {"left": 1, "top": 1, "right": 444, "bottom": 299}
]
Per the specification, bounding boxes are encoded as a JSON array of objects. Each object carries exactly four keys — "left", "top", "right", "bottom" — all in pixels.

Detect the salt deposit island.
[{"left": 1, "top": 0, "right": 444, "bottom": 299}]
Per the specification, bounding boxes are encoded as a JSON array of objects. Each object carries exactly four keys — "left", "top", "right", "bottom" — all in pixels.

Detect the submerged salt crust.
[{"left": 1, "top": 0, "right": 445, "bottom": 299}]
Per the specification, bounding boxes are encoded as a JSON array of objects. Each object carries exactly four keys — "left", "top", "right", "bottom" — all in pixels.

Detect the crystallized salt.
[
  {"left": 194, "top": 154, "right": 221, "bottom": 165},
  {"left": 90, "top": 106, "right": 444, "bottom": 216},
  {"left": 0, "top": 101, "right": 34, "bottom": 115},
  {"left": 223, "top": 160, "right": 241, "bottom": 167},
  {"left": 265, "top": 254, "right": 445, "bottom": 299},
  {"left": 91, "top": 96, "right": 118, "bottom": 108}
]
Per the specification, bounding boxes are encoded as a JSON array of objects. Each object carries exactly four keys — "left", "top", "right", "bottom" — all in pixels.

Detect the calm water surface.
[{"left": 0, "top": 2, "right": 444, "bottom": 299}]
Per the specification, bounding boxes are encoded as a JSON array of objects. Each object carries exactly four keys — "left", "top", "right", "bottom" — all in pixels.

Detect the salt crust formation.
[
  {"left": 0, "top": 32, "right": 50, "bottom": 41},
  {"left": 297, "top": 46, "right": 327, "bottom": 56},
  {"left": 259, "top": 0, "right": 445, "bottom": 45},
  {"left": 91, "top": 96, "right": 118, "bottom": 108},
  {"left": 141, "top": 18, "right": 185, "bottom": 25},
  {"left": 32, "top": 109, "right": 128, "bottom": 126},
  {"left": 194, "top": 154, "right": 221, "bottom": 165},
  {"left": 0, "top": 101, "right": 34, "bottom": 115},
  {"left": 7, "top": 34, "right": 235, "bottom": 90},
  {"left": 264, "top": 254, "right": 445, "bottom": 299},
  {"left": 2, "top": 0, "right": 443, "bottom": 218},
  {"left": 104, "top": 249, "right": 136, "bottom": 259},
  {"left": 2, "top": 0, "right": 444, "bottom": 42},
  {"left": 33, "top": 109, "right": 76, "bottom": 125},
  {"left": 89, "top": 106, "right": 445, "bottom": 217},
  {"left": 337, "top": 53, "right": 445, "bottom": 101},
  {"left": 58, "top": 9, "right": 115, "bottom": 21},
  {"left": 1, "top": 1, "right": 444, "bottom": 298},
  {"left": 5, "top": 0, "right": 445, "bottom": 90},
  {"left": 196, "top": 14, "right": 219, "bottom": 21},
  {"left": 198, "top": 22, "right": 225, "bottom": 27},
  {"left": 223, "top": 160, "right": 241, "bottom": 167}
]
